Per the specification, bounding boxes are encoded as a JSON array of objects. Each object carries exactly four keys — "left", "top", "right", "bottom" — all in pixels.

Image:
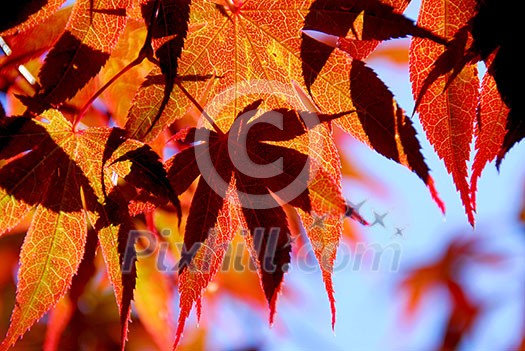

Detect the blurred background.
[{"left": 1, "top": 0, "right": 524, "bottom": 350}]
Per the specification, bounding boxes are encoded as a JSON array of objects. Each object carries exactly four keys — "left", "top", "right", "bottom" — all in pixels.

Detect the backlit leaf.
[
  {"left": 410, "top": 0, "right": 478, "bottom": 225},
  {"left": 301, "top": 0, "right": 443, "bottom": 90},
  {"left": 43, "top": 229, "right": 97, "bottom": 351},
  {"left": 470, "top": 0, "right": 522, "bottom": 166},
  {"left": 0, "top": 7, "right": 71, "bottom": 78},
  {"left": 126, "top": 0, "right": 441, "bottom": 212},
  {"left": 31, "top": 0, "right": 131, "bottom": 109},
  {"left": 168, "top": 101, "right": 356, "bottom": 348},
  {"left": 470, "top": 68, "right": 507, "bottom": 208},
  {"left": 175, "top": 179, "right": 239, "bottom": 347},
  {"left": 0, "top": 110, "right": 176, "bottom": 348},
  {"left": 0, "top": 0, "right": 67, "bottom": 36},
  {"left": 125, "top": 0, "right": 191, "bottom": 141}
]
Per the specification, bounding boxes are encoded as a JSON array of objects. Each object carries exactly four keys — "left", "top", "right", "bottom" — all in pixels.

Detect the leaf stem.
[
  {"left": 74, "top": 57, "right": 143, "bottom": 128},
  {"left": 176, "top": 81, "right": 224, "bottom": 135},
  {"left": 73, "top": 0, "right": 162, "bottom": 129}
]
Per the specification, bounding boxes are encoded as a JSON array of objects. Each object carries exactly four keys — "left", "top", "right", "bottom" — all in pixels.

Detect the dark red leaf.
[
  {"left": 125, "top": 0, "right": 191, "bottom": 141},
  {"left": 168, "top": 101, "right": 350, "bottom": 348},
  {"left": 113, "top": 144, "right": 181, "bottom": 218},
  {"left": 30, "top": 0, "right": 130, "bottom": 110},
  {"left": 346, "top": 60, "right": 445, "bottom": 211},
  {"left": 0, "top": 0, "right": 66, "bottom": 36},
  {"left": 301, "top": 0, "right": 444, "bottom": 91}
]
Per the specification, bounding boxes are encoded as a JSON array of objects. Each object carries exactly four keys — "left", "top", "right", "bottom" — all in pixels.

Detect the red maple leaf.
[
  {"left": 166, "top": 100, "right": 361, "bottom": 347},
  {"left": 410, "top": 0, "right": 479, "bottom": 225}
]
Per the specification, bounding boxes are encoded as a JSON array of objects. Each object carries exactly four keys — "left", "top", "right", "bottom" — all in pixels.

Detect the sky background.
[{"left": 199, "top": 0, "right": 525, "bottom": 349}]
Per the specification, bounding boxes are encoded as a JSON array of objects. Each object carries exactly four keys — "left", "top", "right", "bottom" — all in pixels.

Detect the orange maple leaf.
[{"left": 0, "top": 110, "right": 178, "bottom": 350}]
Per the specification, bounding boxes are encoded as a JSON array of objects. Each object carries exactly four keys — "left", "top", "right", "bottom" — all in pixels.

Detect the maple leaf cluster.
[{"left": 0, "top": 0, "right": 519, "bottom": 349}]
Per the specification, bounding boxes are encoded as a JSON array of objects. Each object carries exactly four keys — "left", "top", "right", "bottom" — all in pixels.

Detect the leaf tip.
[
  {"left": 426, "top": 177, "right": 446, "bottom": 215},
  {"left": 173, "top": 312, "right": 187, "bottom": 351},
  {"left": 345, "top": 205, "right": 368, "bottom": 226},
  {"left": 327, "top": 280, "right": 336, "bottom": 330},
  {"left": 268, "top": 292, "right": 279, "bottom": 327}
]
